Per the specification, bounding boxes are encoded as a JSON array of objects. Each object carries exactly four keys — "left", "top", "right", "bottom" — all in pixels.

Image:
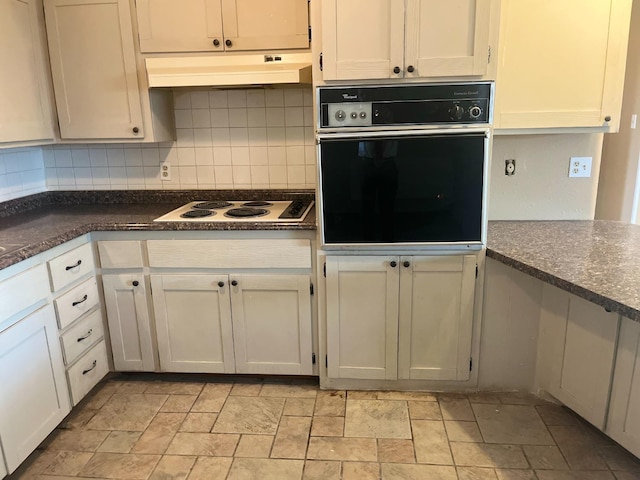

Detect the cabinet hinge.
[
  {"left": 475, "top": 264, "right": 478, "bottom": 278},
  {"left": 325, "top": 355, "right": 328, "bottom": 368},
  {"left": 319, "top": 53, "right": 323, "bottom": 71},
  {"left": 312, "top": 353, "right": 316, "bottom": 364},
  {"left": 308, "top": 26, "right": 312, "bottom": 42},
  {"left": 487, "top": 46, "right": 492, "bottom": 64},
  {"left": 310, "top": 283, "right": 314, "bottom": 295},
  {"left": 323, "top": 262, "right": 326, "bottom": 277},
  {"left": 470, "top": 357, "right": 473, "bottom": 372}
]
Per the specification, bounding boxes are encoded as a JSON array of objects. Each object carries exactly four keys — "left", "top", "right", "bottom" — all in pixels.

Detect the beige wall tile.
[
  {"left": 271, "top": 416, "right": 311, "bottom": 459},
  {"left": 412, "top": 420, "right": 453, "bottom": 465}
]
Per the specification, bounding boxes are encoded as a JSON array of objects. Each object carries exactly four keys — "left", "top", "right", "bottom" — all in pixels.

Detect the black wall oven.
[{"left": 317, "top": 82, "right": 492, "bottom": 250}]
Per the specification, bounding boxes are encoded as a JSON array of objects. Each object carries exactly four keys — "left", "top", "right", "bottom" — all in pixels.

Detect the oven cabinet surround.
[
  {"left": 320, "top": 0, "right": 493, "bottom": 81},
  {"left": 608, "top": 316, "right": 640, "bottom": 456},
  {"left": 493, "top": 0, "right": 632, "bottom": 131},
  {"left": 324, "top": 254, "right": 477, "bottom": 383},
  {"left": 535, "top": 283, "right": 619, "bottom": 429},
  {"left": 43, "top": 0, "right": 173, "bottom": 142},
  {"left": 0, "top": 0, "right": 55, "bottom": 145},
  {"left": 135, "top": 0, "right": 309, "bottom": 53}
]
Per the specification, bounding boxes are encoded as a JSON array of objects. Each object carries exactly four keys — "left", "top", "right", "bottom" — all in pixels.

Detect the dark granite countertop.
[
  {"left": 0, "top": 190, "right": 316, "bottom": 270},
  {"left": 487, "top": 220, "right": 640, "bottom": 322}
]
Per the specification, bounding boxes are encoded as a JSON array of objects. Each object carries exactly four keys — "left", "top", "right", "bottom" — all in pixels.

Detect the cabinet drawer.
[
  {"left": 60, "top": 309, "right": 104, "bottom": 365},
  {"left": 0, "top": 264, "right": 49, "bottom": 322},
  {"left": 67, "top": 340, "right": 109, "bottom": 406},
  {"left": 55, "top": 277, "right": 99, "bottom": 330},
  {"left": 48, "top": 243, "right": 95, "bottom": 291},
  {"left": 147, "top": 239, "right": 312, "bottom": 269},
  {"left": 98, "top": 241, "right": 145, "bottom": 268}
]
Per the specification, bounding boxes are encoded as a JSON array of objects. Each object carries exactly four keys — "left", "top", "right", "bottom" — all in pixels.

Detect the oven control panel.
[{"left": 327, "top": 103, "right": 373, "bottom": 127}]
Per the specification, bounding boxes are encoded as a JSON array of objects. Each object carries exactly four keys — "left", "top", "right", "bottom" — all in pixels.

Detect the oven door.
[{"left": 317, "top": 129, "right": 489, "bottom": 249}]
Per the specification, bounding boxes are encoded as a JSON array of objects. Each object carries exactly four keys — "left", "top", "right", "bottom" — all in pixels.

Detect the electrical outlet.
[
  {"left": 161, "top": 162, "right": 172, "bottom": 181},
  {"left": 569, "top": 157, "right": 592, "bottom": 178},
  {"left": 632, "top": 114, "right": 637, "bottom": 130},
  {"left": 505, "top": 159, "right": 516, "bottom": 176}
]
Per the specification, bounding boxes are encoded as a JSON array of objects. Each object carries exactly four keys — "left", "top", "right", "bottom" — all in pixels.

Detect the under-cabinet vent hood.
[{"left": 145, "top": 53, "right": 312, "bottom": 88}]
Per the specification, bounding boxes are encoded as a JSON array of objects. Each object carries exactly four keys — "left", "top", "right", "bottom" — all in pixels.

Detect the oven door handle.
[{"left": 316, "top": 128, "right": 490, "bottom": 141}]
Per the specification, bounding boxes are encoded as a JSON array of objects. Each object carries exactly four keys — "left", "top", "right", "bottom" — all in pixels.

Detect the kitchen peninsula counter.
[
  {"left": 487, "top": 220, "right": 640, "bottom": 322},
  {"left": 0, "top": 190, "right": 316, "bottom": 270}
]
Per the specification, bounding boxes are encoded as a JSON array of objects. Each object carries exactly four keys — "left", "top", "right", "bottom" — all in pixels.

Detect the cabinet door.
[
  {"left": 405, "top": 0, "right": 491, "bottom": 78},
  {"left": 44, "top": 0, "right": 144, "bottom": 139},
  {"left": 325, "top": 256, "right": 399, "bottom": 380},
  {"left": 541, "top": 286, "right": 619, "bottom": 429},
  {"left": 494, "top": 0, "right": 631, "bottom": 130},
  {"left": 0, "top": 0, "right": 54, "bottom": 143},
  {"left": 151, "top": 275, "right": 235, "bottom": 373},
  {"left": 230, "top": 274, "right": 312, "bottom": 375},
  {"left": 102, "top": 274, "right": 155, "bottom": 372},
  {"left": 0, "top": 306, "right": 70, "bottom": 474},
  {"left": 321, "top": 0, "right": 405, "bottom": 80},
  {"left": 397, "top": 255, "right": 476, "bottom": 381},
  {"left": 221, "top": 0, "right": 309, "bottom": 51},
  {"left": 607, "top": 317, "right": 640, "bottom": 457},
  {"left": 136, "top": 0, "right": 224, "bottom": 53}
]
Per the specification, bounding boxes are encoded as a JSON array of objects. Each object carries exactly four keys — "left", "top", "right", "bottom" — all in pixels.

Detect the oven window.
[{"left": 320, "top": 134, "right": 485, "bottom": 244}]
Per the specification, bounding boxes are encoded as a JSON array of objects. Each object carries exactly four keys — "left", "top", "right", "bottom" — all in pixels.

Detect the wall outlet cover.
[{"left": 569, "top": 157, "right": 592, "bottom": 178}]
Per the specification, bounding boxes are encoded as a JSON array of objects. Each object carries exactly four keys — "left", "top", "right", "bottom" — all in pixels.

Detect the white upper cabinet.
[
  {"left": 44, "top": 0, "right": 145, "bottom": 139},
  {"left": 494, "top": 0, "right": 632, "bottom": 131},
  {"left": 0, "top": 0, "right": 54, "bottom": 144},
  {"left": 321, "top": 0, "right": 492, "bottom": 81},
  {"left": 136, "top": 0, "right": 309, "bottom": 53}
]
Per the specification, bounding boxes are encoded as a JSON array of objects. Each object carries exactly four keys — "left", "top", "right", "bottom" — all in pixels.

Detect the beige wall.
[
  {"left": 489, "top": 133, "right": 604, "bottom": 220},
  {"left": 596, "top": 0, "right": 640, "bottom": 223}
]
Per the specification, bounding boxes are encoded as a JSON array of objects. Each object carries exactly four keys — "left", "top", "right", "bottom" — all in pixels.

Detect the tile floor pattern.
[{"left": 8, "top": 375, "right": 640, "bottom": 480}]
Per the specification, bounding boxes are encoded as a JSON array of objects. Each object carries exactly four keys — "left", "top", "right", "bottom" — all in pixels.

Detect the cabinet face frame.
[{"left": 44, "top": 0, "right": 144, "bottom": 139}]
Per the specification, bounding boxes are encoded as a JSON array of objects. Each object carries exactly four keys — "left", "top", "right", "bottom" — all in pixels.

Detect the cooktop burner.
[
  {"left": 154, "top": 199, "right": 314, "bottom": 223},
  {"left": 224, "top": 207, "right": 269, "bottom": 218}
]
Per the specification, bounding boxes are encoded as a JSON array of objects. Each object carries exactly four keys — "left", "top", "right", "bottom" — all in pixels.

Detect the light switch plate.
[{"left": 569, "top": 157, "right": 592, "bottom": 178}]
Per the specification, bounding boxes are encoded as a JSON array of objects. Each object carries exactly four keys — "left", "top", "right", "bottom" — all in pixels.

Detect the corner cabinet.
[
  {"left": 320, "top": 0, "right": 492, "bottom": 81},
  {"left": 0, "top": 0, "right": 54, "bottom": 144},
  {"left": 136, "top": 0, "right": 310, "bottom": 53},
  {"left": 494, "top": 0, "right": 632, "bottom": 131},
  {"left": 325, "top": 255, "right": 476, "bottom": 381}
]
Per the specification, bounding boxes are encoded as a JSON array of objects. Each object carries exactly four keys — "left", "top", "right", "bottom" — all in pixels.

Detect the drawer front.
[
  {"left": 0, "top": 264, "right": 49, "bottom": 323},
  {"left": 67, "top": 340, "right": 109, "bottom": 406},
  {"left": 147, "top": 239, "right": 312, "bottom": 269},
  {"left": 55, "top": 277, "right": 99, "bottom": 330},
  {"left": 98, "top": 241, "right": 145, "bottom": 269},
  {"left": 48, "top": 243, "right": 95, "bottom": 292},
  {"left": 60, "top": 309, "right": 104, "bottom": 365}
]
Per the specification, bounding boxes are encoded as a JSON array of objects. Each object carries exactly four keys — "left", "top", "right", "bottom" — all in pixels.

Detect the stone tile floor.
[{"left": 8, "top": 374, "right": 640, "bottom": 480}]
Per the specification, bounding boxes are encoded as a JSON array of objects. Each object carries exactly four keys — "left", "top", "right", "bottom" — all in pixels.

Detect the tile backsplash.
[
  {"left": 45, "top": 86, "right": 317, "bottom": 191},
  {"left": 0, "top": 147, "right": 46, "bottom": 202}
]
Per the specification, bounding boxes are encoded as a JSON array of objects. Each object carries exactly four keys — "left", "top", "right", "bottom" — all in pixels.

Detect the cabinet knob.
[
  {"left": 390, "top": 261, "right": 397, "bottom": 268},
  {"left": 403, "top": 261, "right": 410, "bottom": 268},
  {"left": 407, "top": 65, "right": 415, "bottom": 73},
  {"left": 218, "top": 281, "right": 224, "bottom": 287},
  {"left": 231, "top": 280, "right": 238, "bottom": 286},
  {"left": 393, "top": 66, "right": 401, "bottom": 74},
  {"left": 225, "top": 39, "right": 233, "bottom": 47},
  {"left": 604, "top": 116, "right": 612, "bottom": 122},
  {"left": 213, "top": 38, "right": 220, "bottom": 47},
  {"left": 132, "top": 280, "right": 139, "bottom": 287},
  {"left": 132, "top": 126, "right": 139, "bottom": 134}
]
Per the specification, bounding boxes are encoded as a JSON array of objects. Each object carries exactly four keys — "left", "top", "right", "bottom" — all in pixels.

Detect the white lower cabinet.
[
  {"left": 102, "top": 274, "right": 156, "bottom": 371},
  {"left": 607, "top": 316, "right": 640, "bottom": 457},
  {"left": 326, "top": 255, "right": 477, "bottom": 381},
  {"left": 537, "top": 284, "right": 619, "bottom": 429},
  {"left": 151, "top": 273, "right": 313, "bottom": 375},
  {"left": 0, "top": 305, "right": 70, "bottom": 473}
]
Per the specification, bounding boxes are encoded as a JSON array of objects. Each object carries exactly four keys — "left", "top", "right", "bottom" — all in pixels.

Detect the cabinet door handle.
[
  {"left": 77, "top": 329, "right": 93, "bottom": 342},
  {"left": 604, "top": 116, "right": 612, "bottom": 122},
  {"left": 403, "top": 261, "right": 411, "bottom": 268},
  {"left": 82, "top": 360, "right": 97, "bottom": 375},
  {"left": 231, "top": 280, "right": 238, "bottom": 286},
  {"left": 218, "top": 281, "right": 225, "bottom": 287},
  {"left": 65, "top": 259, "right": 82, "bottom": 271},
  {"left": 390, "top": 261, "right": 397, "bottom": 268},
  {"left": 213, "top": 38, "right": 220, "bottom": 47},
  {"left": 132, "top": 280, "right": 139, "bottom": 287},
  {"left": 72, "top": 294, "right": 88, "bottom": 307},
  {"left": 393, "top": 66, "right": 401, "bottom": 74},
  {"left": 225, "top": 39, "right": 233, "bottom": 47},
  {"left": 407, "top": 65, "right": 415, "bottom": 73}
]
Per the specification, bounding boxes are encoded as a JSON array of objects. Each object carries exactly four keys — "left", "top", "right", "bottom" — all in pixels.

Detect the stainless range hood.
[{"left": 145, "top": 52, "right": 312, "bottom": 88}]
